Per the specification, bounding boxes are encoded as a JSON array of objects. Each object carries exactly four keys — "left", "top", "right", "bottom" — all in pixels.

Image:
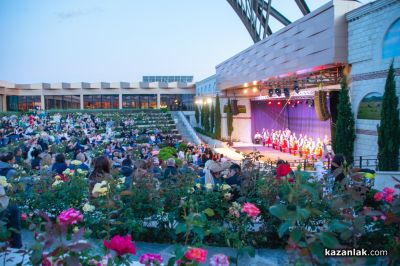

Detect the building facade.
[
  {"left": 0, "top": 77, "right": 195, "bottom": 112},
  {"left": 347, "top": 0, "right": 400, "bottom": 159}
]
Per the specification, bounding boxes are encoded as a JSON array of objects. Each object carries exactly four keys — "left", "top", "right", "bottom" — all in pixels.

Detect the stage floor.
[{"left": 233, "top": 144, "right": 305, "bottom": 164}]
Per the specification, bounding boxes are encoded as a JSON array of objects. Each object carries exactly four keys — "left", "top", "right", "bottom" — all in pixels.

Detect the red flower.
[
  {"left": 384, "top": 193, "right": 394, "bottom": 203},
  {"left": 374, "top": 192, "right": 383, "bottom": 201},
  {"left": 242, "top": 202, "right": 260, "bottom": 218},
  {"left": 184, "top": 247, "right": 207, "bottom": 263},
  {"left": 276, "top": 164, "right": 292, "bottom": 177},
  {"left": 383, "top": 187, "right": 395, "bottom": 195},
  {"left": 103, "top": 235, "right": 136, "bottom": 256},
  {"left": 288, "top": 177, "right": 295, "bottom": 183},
  {"left": 21, "top": 213, "right": 28, "bottom": 221},
  {"left": 42, "top": 255, "right": 52, "bottom": 266}
]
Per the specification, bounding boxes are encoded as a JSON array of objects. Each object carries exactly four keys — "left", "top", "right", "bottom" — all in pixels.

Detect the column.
[
  {"left": 119, "top": 94, "right": 123, "bottom": 109},
  {"left": 157, "top": 93, "right": 161, "bottom": 109},
  {"left": 2, "top": 95, "right": 6, "bottom": 111},
  {"left": 80, "top": 95, "right": 84, "bottom": 110},
  {"left": 40, "top": 95, "right": 45, "bottom": 110}
]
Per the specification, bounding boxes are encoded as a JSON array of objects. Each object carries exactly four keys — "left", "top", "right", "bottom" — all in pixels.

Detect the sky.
[{"left": 0, "top": 0, "right": 372, "bottom": 83}]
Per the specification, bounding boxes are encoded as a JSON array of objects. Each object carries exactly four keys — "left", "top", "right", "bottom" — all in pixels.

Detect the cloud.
[{"left": 55, "top": 7, "right": 103, "bottom": 21}]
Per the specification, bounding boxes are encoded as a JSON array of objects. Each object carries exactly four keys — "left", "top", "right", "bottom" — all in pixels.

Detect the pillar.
[
  {"left": 80, "top": 95, "right": 84, "bottom": 110},
  {"left": 119, "top": 94, "right": 123, "bottom": 109},
  {"left": 157, "top": 93, "right": 161, "bottom": 109},
  {"left": 2, "top": 95, "right": 6, "bottom": 111},
  {"left": 40, "top": 95, "right": 45, "bottom": 110}
]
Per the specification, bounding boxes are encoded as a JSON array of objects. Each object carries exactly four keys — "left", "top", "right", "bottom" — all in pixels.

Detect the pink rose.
[
  {"left": 139, "top": 253, "right": 163, "bottom": 265},
  {"left": 21, "top": 213, "right": 27, "bottom": 221},
  {"left": 381, "top": 215, "right": 387, "bottom": 220},
  {"left": 241, "top": 203, "right": 260, "bottom": 218},
  {"left": 103, "top": 235, "right": 136, "bottom": 256},
  {"left": 209, "top": 253, "right": 230, "bottom": 266},
  {"left": 184, "top": 248, "right": 208, "bottom": 263},
  {"left": 384, "top": 193, "right": 394, "bottom": 203},
  {"left": 374, "top": 192, "right": 383, "bottom": 201},
  {"left": 372, "top": 216, "right": 378, "bottom": 221},
  {"left": 58, "top": 208, "right": 83, "bottom": 226},
  {"left": 383, "top": 187, "right": 395, "bottom": 195}
]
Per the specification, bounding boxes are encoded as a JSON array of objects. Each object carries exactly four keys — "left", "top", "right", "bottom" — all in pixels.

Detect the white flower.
[
  {"left": 205, "top": 183, "right": 213, "bottom": 190},
  {"left": 221, "top": 184, "right": 231, "bottom": 191},
  {"left": 188, "top": 188, "right": 195, "bottom": 194},
  {"left": 0, "top": 176, "right": 10, "bottom": 188},
  {"left": 224, "top": 193, "right": 232, "bottom": 200},
  {"left": 62, "top": 168, "right": 72, "bottom": 176},
  {"left": 196, "top": 183, "right": 201, "bottom": 189},
  {"left": 73, "top": 226, "right": 79, "bottom": 233},
  {"left": 52, "top": 180, "right": 64, "bottom": 187},
  {"left": 83, "top": 203, "right": 95, "bottom": 212},
  {"left": 118, "top": 177, "right": 125, "bottom": 184},
  {"left": 92, "top": 181, "right": 108, "bottom": 197}
]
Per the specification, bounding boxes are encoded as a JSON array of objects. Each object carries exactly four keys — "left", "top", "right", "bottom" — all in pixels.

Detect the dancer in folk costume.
[
  {"left": 315, "top": 138, "right": 324, "bottom": 159},
  {"left": 265, "top": 129, "right": 272, "bottom": 147}
]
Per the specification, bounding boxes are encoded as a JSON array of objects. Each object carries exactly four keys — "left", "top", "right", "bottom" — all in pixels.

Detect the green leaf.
[
  {"left": 193, "top": 226, "right": 205, "bottom": 240},
  {"left": 210, "top": 226, "right": 221, "bottom": 234},
  {"left": 290, "top": 228, "right": 302, "bottom": 243},
  {"left": 321, "top": 232, "right": 340, "bottom": 249},
  {"left": 297, "top": 208, "right": 311, "bottom": 219},
  {"left": 301, "top": 184, "right": 318, "bottom": 199},
  {"left": 329, "top": 220, "right": 349, "bottom": 232},
  {"left": 204, "top": 208, "right": 215, "bottom": 217},
  {"left": 175, "top": 223, "right": 186, "bottom": 234},
  {"left": 244, "top": 246, "right": 256, "bottom": 257},
  {"left": 310, "top": 242, "right": 325, "bottom": 259},
  {"left": 278, "top": 220, "right": 291, "bottom": 238},
  {"left": 269, "top": 204, "right": 288, "bottom": 220}
]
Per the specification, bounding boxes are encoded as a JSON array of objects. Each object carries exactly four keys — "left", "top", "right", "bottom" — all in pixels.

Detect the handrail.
[{"left": 174, "top": 111, "right": 202, "bottom": 145}]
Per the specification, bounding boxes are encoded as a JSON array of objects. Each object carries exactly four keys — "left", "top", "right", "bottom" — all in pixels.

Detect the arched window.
[
  {"left": 357, "top": 92, "right": 383, "bottom": 120},
  {"left": 382, "top": 18, "right": 400, "bottom": 59}
]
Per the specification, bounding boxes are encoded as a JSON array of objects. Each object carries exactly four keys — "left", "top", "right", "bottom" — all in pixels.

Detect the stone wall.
[{"left": 347, "top": 0, "right": 400, "bottom": 159}]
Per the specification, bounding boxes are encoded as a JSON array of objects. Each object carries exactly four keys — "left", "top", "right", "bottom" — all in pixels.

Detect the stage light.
[
  {"left": 288, "top": 100, "right": 292, "bottom": 105},
  {"left": 277, "top": 101, "right": 282, "bottom": 105},
  {"left": 283, "top": 88, "right": 290, "bottom": 98},
  {"left": 275, "top": 88, "right": 281, "bottom": 97},
  {"left": 268, "top": 89, "right": 274, "bottom": 97},
  {"left": 243, "top": 89, "right": 248, "bottom": 94},
  {"left": 296, "top": 100, "right": 301, "bottom": 104},
  {"left": 244, "top": 82, "right": 248, "bottom": 87},
  {"left": 267, "top": 100, "right": 272, "bottom": 105},
  {"left": 252, "top": 81, "right": 258, "bottom": 85},
  {"left": 294, "top": 81, "right": 300, "bottom": 94},
  {"left": 252, "top": 87, "right": 258, "bottom": 93},
  {"left": 206, "top": 98, "right": 212, "bottom": 104}
]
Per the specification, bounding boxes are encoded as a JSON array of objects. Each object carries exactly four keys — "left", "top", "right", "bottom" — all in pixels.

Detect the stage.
[{"left": 232, "top": 144, "right": 306, "bottom": 164}]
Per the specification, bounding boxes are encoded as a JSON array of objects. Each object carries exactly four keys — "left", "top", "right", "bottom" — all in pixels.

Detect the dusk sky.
[{"left": 0, "top": 0, "right": 372, "bottom": 83}]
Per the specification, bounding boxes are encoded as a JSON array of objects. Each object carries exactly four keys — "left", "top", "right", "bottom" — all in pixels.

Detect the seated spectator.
[
  {"left": 52, "top": 154, "right": 68, "bottom": 175},
  {"left": 88, "top": 155, "right": 112, "bottom": 197},
  {"left": 120, "top": 158, "right": 134, "bottom": 188},
  {"left": 163, "top": 158, "right": 178, "bottom": 180},
  {"left": 30, "top": 148, "right": 42, "bottom": 170},
  {"left": 226, "top": 163, "right": 242, "bottom": 187},
  {"left": 75, "top": 152, "right": 90, "bottom": 171},
  {"left": 0, "top": 152, "right": 17, "bottom": 181},
  {"left": 13, "top": 148, "right": 23, "bottom": 164}
]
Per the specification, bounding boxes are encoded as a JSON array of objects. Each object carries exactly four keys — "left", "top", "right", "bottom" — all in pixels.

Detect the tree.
[
  {"left": 377, "top": 63, "right": 400, "bottom": 171},
  {"left": 195, "top": 104, "right": 200, "bottom": 124},
  {"left": 200, "top": 104, "right": 205, "bottom": 128},
  {"left": 204, "top": 104, "right": 210, "bottom": 132},
  {"left": 227, "top": 98, "right": 234, "bottom": 138},
  {"left": 215, "top": 95, "right": 222, "bottom": 139},
  {"left": 332, "top": 76, "right": 355, "bottom": 164},
  {"left": 210, "top": 103, "right": 215, "bottom": 133}
]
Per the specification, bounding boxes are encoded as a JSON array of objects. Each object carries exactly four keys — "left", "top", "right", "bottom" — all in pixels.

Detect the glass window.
[
  {"left": 6, "top": 95, "right": 41, "bottom": 111},
  {"left": 383, "top": 19, "right": 400, "bottom": 59},
  {"left": 160, "top": 94, "right": 194, "bottom": 111}
]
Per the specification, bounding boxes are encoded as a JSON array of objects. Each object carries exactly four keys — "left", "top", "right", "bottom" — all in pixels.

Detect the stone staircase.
[{"left": 171, "top": 111, "right": 201, "bottom": 145}]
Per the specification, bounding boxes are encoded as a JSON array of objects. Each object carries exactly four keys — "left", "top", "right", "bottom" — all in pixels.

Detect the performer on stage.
[
  {"left": 261, "top": 128, "right": 267, "bottom": 146},
  {"left": 315, "top": 138, "right": 323, "bottom": 159},
  {"left": 254, "top": 131, "right": 262, "bottom": 144}
]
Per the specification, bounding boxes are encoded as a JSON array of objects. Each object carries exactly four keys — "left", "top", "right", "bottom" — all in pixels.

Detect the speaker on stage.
[
  {"left": 232, "top": 99, "right": 239, "bottom": 115},
  {"left": 314, "top": 91, "right": 330, "bottom": 121}
]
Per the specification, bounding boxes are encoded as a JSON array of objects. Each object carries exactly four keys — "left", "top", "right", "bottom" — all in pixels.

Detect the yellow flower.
[
  {"left": 221, "top": 184, "right": 231, "bottom": 191},
  {"left": 92, "top": 181, "right": 108, "bottom": 197},
  {"left": 205, "top": 183, "right": 213, "bottom": 190},
  {"left": 73, "top": 226, "right": 79, "bottom": 233},
  {"left": 83, "top": 203, "right": 95, "bottom": 212},
  {"left": 70, "top": 160, "right": 82, "bottom": 166},
  {"left": 0, "top": 176, "right": 10, "bottom": 188},
  {"left": 55, "top": 175, "right": 62, "bottom": 180},
  {"left": 52, "top": 180, "right": 64, "bottom": 187},
  {"left": 196, "top": 183, "right": 201, "bottom": 189},
  {"left": 62, "top": 168, "right": 72, "bottom": 176},
  {"left": 224, "top": 193, "right": 232, "bottom": 200}
]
